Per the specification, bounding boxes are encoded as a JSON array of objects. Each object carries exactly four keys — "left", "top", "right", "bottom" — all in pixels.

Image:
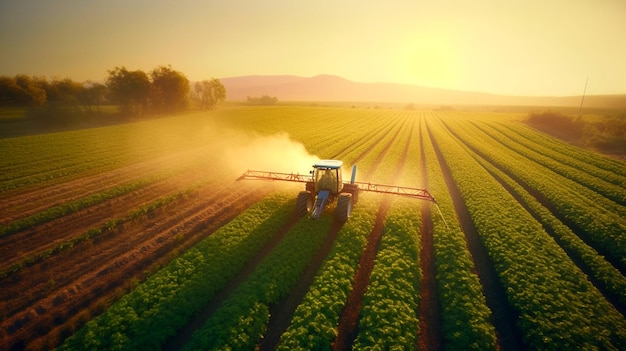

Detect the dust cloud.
[{"left": 200, "top": 124, "right": 319, "bottom": 178}]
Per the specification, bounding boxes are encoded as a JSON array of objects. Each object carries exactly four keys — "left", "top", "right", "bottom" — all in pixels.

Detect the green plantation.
[{"left": 1, "top": 106, "right": 625, "bottom": 350}]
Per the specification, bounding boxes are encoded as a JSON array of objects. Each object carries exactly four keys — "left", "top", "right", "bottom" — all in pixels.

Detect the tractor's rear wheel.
[
  {"left": 335, "top": 193, "right": 352, "bottom": 222},
  {"left": 296, "top": 191, "right": 313, "bottom": 217},
  {"left": 342, "top": 183, "right": 359, "bottom": 204}
]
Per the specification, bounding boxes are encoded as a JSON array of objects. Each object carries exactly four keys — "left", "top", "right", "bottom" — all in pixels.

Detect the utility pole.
[{"left": 577, "top": 77, "right": 588, "bottom": 117}]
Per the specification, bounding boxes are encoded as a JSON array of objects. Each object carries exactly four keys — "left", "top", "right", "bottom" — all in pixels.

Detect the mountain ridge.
[{"left": 219, "top": 74, "right": 626, "bottom": 109}]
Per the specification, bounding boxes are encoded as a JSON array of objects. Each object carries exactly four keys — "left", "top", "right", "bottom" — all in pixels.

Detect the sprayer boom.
[
  {"left": 237, "top": 169, "right": 435, "bottom": 202},
  {"left": 237, "top": 170, "right": 311, "bottom": 183},
  {"left": 237, "top": 163, "right": 444, "bottom": 224},
  {"left": 352, "top": 181, "right": 435, "bottom": 202}
]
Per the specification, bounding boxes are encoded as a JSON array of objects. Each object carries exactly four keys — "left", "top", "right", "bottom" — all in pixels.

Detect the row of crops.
[
  {"left": 2, "top": 106, "right": 624, "bottom": 350},
  {"left": 427, "top": 114, "right": 626, "bottom": 350}
]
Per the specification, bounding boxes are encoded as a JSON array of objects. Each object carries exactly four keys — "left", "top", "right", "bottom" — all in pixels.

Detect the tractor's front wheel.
[
  {"left": 296, "top": 191, "right": 313, "bottom": 217},
  {"left": 335, "top": 193, "right": 352, "bottom": 222}
]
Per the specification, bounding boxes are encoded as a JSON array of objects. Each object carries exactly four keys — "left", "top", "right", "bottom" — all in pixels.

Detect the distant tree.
[
  {"left": 35, "top": 77, "right": 86, "bottom": 124},
  {"left": 106, "top": 67, "right": 151, "bottom": 116},
  {"left": 78, "top": 81, "right": 107, "bottom": 113},
  {"left": 193, "top": 78, "right": 226, "bottom": 110},
  {"left": 246, "top": 95, "right": 278, "bottom": 105},
  {"left": 42, "top": 77, "right": 83, "bottom": 107},
  {"left": 149, "top": 65, "right": 190, "bottom": 113},
  {"left": 0, "top": 75, "right": 47, "bottom": 107}
]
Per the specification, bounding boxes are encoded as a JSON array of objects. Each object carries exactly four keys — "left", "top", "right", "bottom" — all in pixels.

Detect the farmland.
[{"left": 1, "top": 106, "right": 625, "bottom": 350}]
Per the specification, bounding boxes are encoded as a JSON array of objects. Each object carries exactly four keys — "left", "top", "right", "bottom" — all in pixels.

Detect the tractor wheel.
[
  {"left": 296, "top": 191, "right": 313, "bottom": 217},
  {"left": 335, "top": 193, "right": 352, "bottom": 222}
]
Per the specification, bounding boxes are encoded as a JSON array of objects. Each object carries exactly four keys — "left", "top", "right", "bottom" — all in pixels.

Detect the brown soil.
[
  {"left": 0, "top": 147, "right": 210, "bottom": 225},
  {"left": 0, "top": 164, "right": 211, "bottom": 273},
  {"left": 0, "top": 178, "right": 266, "bottom": 350}
]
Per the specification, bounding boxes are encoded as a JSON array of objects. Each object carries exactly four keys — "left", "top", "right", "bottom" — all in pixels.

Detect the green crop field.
[{"left": 1, "top": 106, "right": 625, "bottom": 350}]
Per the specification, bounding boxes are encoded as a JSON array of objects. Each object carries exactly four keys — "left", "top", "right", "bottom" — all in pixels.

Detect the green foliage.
[
  {"left": 421, "top": 116, "right": 498, "bottom": 350},
  {"left": 353, "top": 200, "right": 421, "bottom": 350},
  {"left": 193, "top": 78, "right": 226, "bottom": 110},
  {"left": 106, "top": 67, "right": 151, "bottom": 116},
  {"left": 247, "top": 95, "right": 278, "bottom": 105},
  {"left": 448, "top": 118, "right": 626, "bottom": 270},
  {"left": 149, "top": 65, "right": 190, "bottom": 113},
  {"left": 0, "top": 74, "right": 46, "bottom": 107},
  {"left": 6, "top": 107, "right": 625, "bottom": 350},
  {"left": 277, "top": 197, "right": 378, "bottom": 350},
  {"left": 59, "top": 193, "right": 294, "bottom": 350},
  {"left": 526, "top": 110, "right": 626, "bottom": 155},
  {"left": 430, "top": 116, "right": 626, "bottom": 350},
  {"left": 183, "top": 214, "right": 333, "bottom": 350}
]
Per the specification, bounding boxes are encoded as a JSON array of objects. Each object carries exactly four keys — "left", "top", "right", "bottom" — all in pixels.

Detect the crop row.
[
  {"left": 275, "top": 113, "right": 412, "bottom": 348},
  {"left": 352, "top": 114, "right": 422, "bottom": 349},
  {"left": 421, "top": 115, "right": 498, "bottom": 349},
  {"left": 58, "top": 109, "right": 402, "bottom": 350},
  {"left": 0, "top": 115, "right": 208, "bottom": 191},
  {"left": 443, "top": 118, "right": 626, "bottom": 271},
  {"left": 429, "top": 116, "right": 626, "bottom": 349},
  {"left": 499, "top": 120, "right": 626, "bottom": 178},
  {"left": 337, "top": 114, "right": 407, "bottom": 172},
  {"left": 454, "top": 128, "right": 626, "bottom": 308},
  {"left": 471, "top": 120, "right": 626, "bottom": 205},
  {"left": 182, "top": 213, "right": 333, "bottom": 350},
  {"left": 0, "top": 174, "right": 212, "bottom": 279},
  {"left": 277, "top": 195, "right": 380, "bottom": 349},
  {"left": 352, "top": 197, "right": 421, "bottom": 349},
  {"left": 216, "top": 106, "right": 393, "bottom": 159},
  {"left": 0, "top": 155, "right": 213, "bottom": 237},
  {"left": 494, "top": 121, "right": 626, "bottom": 190},
  {"left": 59, "top": 192, "right": 295, "bottom": 350}
]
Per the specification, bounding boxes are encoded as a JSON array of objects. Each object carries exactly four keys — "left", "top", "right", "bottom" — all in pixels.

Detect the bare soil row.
[
  {"left": 0, "top": 146, "right": 211, "bottom": 225},
  {"left": 1, "top": 178, "right": 267, "bottom": 350}
]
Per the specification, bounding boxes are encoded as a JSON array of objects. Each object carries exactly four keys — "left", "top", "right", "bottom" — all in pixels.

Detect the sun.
[{"left": 402, "top": 32, "right": 462, "bottom": 89}]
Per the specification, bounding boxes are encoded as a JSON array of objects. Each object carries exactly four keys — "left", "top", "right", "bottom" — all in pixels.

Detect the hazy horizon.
[{"left": 1, "top": 0, "right": 624, "bottom": 97}]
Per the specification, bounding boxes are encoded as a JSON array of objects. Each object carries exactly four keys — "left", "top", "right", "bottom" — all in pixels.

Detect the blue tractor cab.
[
  {"left": 298, "top": 160, "right": 357, "bottom": 221},
  {"left": 312, "top": 160, "right": 343, "bottom": 194}
]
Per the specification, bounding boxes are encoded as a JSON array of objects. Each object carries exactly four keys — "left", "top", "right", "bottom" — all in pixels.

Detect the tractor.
[{"left": 237, "top": 159, "right": 437, "bottom": 222}]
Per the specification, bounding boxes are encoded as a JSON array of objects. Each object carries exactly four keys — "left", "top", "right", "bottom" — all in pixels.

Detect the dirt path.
[
  {"left": 1, "top": 182, "right": 266, "bottom": 351},
  {"left": 426, "top": 121, "right": 524, "bottom": 351},
  {"left": 417, "top": 118, "right": 443, "bottom": 351}
]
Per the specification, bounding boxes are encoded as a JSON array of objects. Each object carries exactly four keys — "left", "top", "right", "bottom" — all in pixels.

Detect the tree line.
[
  {"left": 0, "top": 65, "right": 226, "bottom": 124},
  {"left": 526, "top": 110, "right": 626, "bottom": 155}
]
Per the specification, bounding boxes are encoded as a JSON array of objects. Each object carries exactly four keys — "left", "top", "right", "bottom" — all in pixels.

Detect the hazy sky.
[{"left": 1, "top": 0, "right": 624, "bottom": 96}]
